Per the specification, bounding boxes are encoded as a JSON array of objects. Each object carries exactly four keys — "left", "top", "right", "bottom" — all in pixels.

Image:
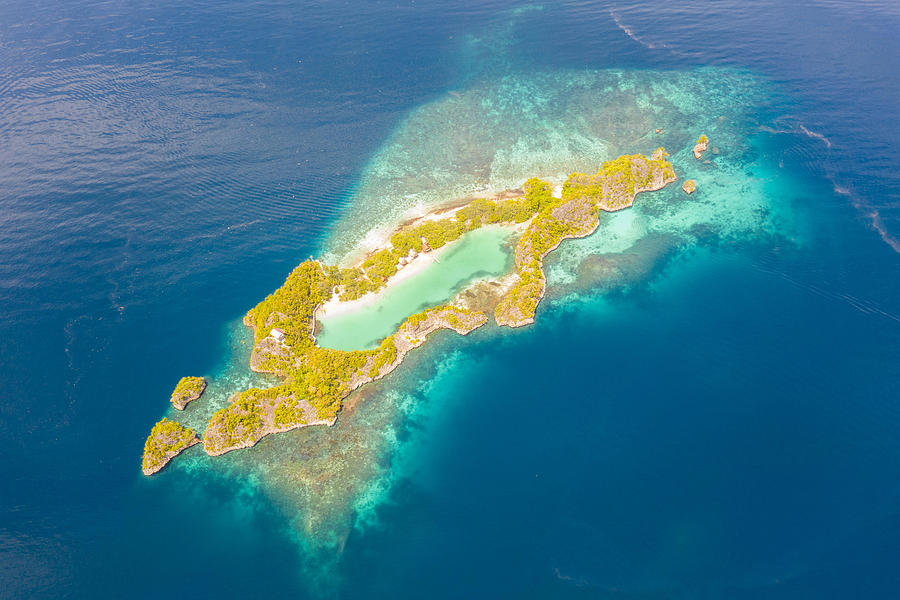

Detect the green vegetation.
[
  {"left": 362, "top": 249, "right": 399, "bottom": 283},
  {"left": 273, "top": 397, "right": 306, "bottom": 429},
  {"left": 204, "top": 385, "right": 313, "bottom": 452},
  {"left": 142, "top": 418, "right": 198, "bottom": 474},
  {"left": 208, "top": 389, "right": 266, "bottom": 441},
  {"left": 369, "top": 335, "right": 398, "bottom": 377},
  {"left": 697, "top": 134, "right": 709, "bottom": 145},
  {"left": 173, "top": 376, "right": 205, "bottom": 398},
  {"left": 335, "top": 267, "right": 380, "bottom": 301},
  {"left": 247, "top": 260, "right": 338, "bottom": 345},
  {"left": 682, "top": 179, "right": 697, "bottom": 194},
  {"left": 171, "top": 376, "right": 205, "bottom": 408},
  {"left": 563, "top": 149, "right": 675, "bottom": 210},
  {"left": 348, "top": 178, "right": 557, "bottom": 302}
]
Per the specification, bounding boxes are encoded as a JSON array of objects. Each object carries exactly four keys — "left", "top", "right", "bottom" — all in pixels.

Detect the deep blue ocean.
[{"left": 3, "top": 1, "right": 900, "bottom": 598}]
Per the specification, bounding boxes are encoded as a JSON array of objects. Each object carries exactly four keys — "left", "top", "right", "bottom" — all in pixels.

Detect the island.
[
  {"left": 682, "top": 179, "right": 697, "bottom": 194},
  {"left": 170, "top": 376, "right": 207, "bottom": 410},
  {"left": 142, "top": 418, "right": 200, "bottom": 475},
  {"left": 693, "top": 134, "right": 709, "bottom": 159},
  {"left": 141, "top": 148, "right": 680, "bottom": 473}
]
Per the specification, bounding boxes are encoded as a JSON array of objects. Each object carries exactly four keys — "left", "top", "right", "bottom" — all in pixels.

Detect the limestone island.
[
  {"left": 682, "top": 179, "right": 697, "bottom": 194},
  {"left": 142, "top": 418, "right": 200, "bottom": 475},
  {"left": 693, "top": 134, "right": 709, "bottom": 159},
  {"left": 141, "top": 148, "right": 680, "bottom": 473},
  {"left": 170, "top": 376, "right": 207, "bottom": 410}
]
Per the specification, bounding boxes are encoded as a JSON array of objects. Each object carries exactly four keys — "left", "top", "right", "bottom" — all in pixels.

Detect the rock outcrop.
[
  {"left": 142, "top": 418, "right": 200, "bottom": 475},
  {"left": 170, "top": 376, "right": 207, "bottom": 410},
  {"left": 682, "top": 179, "right": 697, "bottom": 194},
  {"left": 693, "top": 134, "right": 709, "bottom": 159}
]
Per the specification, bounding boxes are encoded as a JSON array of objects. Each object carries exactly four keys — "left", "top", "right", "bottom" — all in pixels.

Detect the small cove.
[{"left": 315, "top": 226, "right": 515, "bottom": 351}]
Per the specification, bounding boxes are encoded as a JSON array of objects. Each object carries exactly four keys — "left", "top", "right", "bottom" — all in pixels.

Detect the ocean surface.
[{"left": 2, "top": 0, "right": 900, "bottom": 598}]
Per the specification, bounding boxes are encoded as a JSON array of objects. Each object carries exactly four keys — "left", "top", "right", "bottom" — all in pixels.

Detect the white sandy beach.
[
  {"left": 315, "top": 220, "right": 529, "bottom": 324},
  {"left": 315, "top": 242, "right": 455, "bottom": 320}
]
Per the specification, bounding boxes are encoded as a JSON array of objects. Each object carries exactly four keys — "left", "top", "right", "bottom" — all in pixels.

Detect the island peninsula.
[{"left": 142, "top": 148, "right": 680, "bottom": 473}]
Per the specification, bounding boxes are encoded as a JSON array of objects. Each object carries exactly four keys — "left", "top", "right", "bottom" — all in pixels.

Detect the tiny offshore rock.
[
  {"left": 682, "top": 179, "right": 697, "bottom": 194},
  {"left": 693, "top": 134, "right": 709, "bottom": 159}
]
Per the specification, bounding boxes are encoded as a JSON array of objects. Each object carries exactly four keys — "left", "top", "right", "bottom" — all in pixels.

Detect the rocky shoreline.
[{"left": 203, "top": 391, "right": 335, "bottom": 457}]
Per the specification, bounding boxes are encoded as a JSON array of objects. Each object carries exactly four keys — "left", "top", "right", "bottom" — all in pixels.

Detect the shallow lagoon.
[{"left": 316, "top": 226, "right": 514, "bottom": 351}]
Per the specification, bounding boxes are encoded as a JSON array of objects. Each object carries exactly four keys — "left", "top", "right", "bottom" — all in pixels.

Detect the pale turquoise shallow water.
[{"left": 316, "top": 226, "right": 515, "bottom": 351}]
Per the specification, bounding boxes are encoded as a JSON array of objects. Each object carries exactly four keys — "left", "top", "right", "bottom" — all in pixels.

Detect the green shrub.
[
  {"left": 362, "top": 249, "right": 399, "bottom": 283},
  {"left": 172, "top": 376, "right": 205, "bottom": 401}
]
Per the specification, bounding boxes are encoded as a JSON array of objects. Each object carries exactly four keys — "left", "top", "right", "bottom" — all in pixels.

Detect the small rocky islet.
[
  {"left": 170, "top": 376, "right": 207, "bottom": 410},
  {"left": 693, "top": 134, "right": 709, "bottom": 159},
  {"left": 142, "top": 141, "right": 712, "bottom": 475},
  {"left": 141, "top": 418, "right": 200, "bottom": 476}
]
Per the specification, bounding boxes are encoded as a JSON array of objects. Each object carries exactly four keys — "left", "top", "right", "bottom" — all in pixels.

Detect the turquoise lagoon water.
[
  {"left": 317, "top": 226, "right": 514, "bottom": 351},
  {"left": 4, "top": 1, "right": 900, "bottom": 599}
]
